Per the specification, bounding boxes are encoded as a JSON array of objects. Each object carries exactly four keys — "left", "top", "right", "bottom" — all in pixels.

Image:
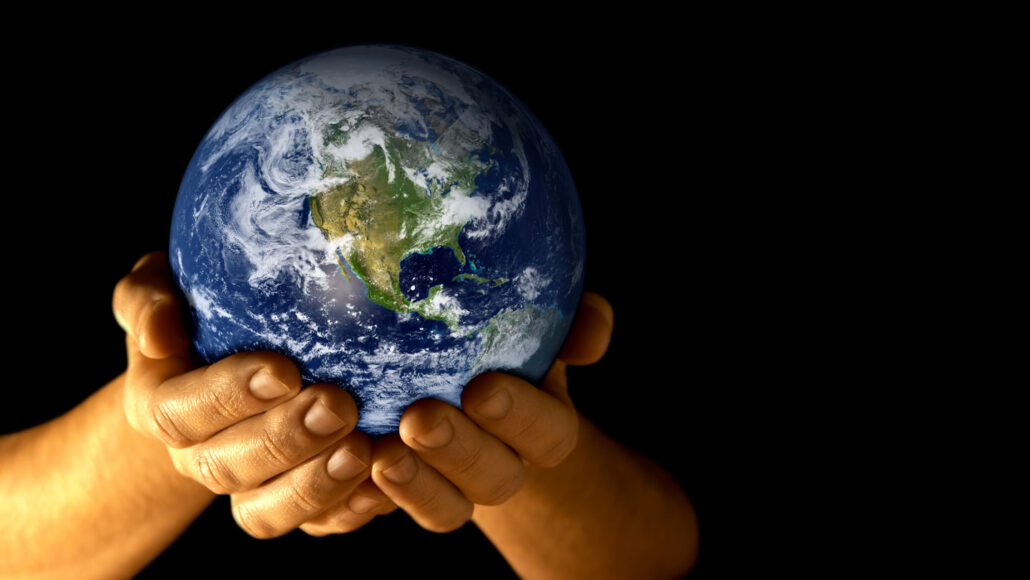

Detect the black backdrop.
[{"left": 1, "top": 21, "right": 789, "bottom": 578}]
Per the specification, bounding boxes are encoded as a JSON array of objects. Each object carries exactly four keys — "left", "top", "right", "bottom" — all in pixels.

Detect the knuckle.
[
  {"left": 535, "top": 429, "right": 579, "bottom": 468},
  {"left": 409, "top": 485, "right": 443, "bottom": 514},
  {"left": 150, "top": 402, "right": 194, "bottom": 448},
  {"left": 285, "top": 480, "right": 323, "bottom": 515},
  {"left": 475, "top": 469, "right": 525, "bottom": 506},
  {"left": 257, "top": 426, "right": 295, "bottom": 470},
  {"left": 232, "top": 501, "right": 278, "bottom": 539},
  {"left": 203, "top": 382, "right": 247, "bottom": 422},
  {"left": 508, "top": 412, "right": 541, "bottom": 442},
  {"left": 451, "top": 445, "right": 486, "bottom": 479},
  {"left": 192, "top": 449, "right": 239, "bottom": 494}
]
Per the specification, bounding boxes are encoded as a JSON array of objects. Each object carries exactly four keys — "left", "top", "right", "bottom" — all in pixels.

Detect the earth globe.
[{"left": 169, "top": 44, "right": 585, "bottom": 434}]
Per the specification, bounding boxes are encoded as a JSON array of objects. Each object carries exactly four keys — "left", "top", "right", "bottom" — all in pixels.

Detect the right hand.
[{"left": 113, "top": 251, "right": 395, "bottom": 538}]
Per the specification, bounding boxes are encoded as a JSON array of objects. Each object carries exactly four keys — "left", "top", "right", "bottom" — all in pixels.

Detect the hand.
[
  {"left": 113, "top": 252, "right": 395, "bottom": 538},
  {"left": 369, "top": 292, "right": 614, "bottom": 532}
]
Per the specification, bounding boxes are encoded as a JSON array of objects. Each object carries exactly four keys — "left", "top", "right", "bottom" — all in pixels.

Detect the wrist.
[{"left": 472, "top": 413, "right": 698, "bottom": 578}]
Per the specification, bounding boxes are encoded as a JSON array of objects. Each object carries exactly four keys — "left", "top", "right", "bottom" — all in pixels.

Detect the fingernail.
[
  {"left": 381, "top": 453, "right": 417, "bottom": 484},
  {"left": 414, "top": 416, "right": 453, "bottom": 449},
  {"left": 348, "top": 494, "right": 382, "bottom": 515},
  {"left": 327, "top": 447, "right": 367, "bottom": 481},
  {"left": 304, "top": 401, "right": 347, "bottom": 436},
  {"left": 249, "top": 370, "right": 290, "bottom": 400},
  {"left": 476, "top": 388, "right": 512, "bottom": 419}
]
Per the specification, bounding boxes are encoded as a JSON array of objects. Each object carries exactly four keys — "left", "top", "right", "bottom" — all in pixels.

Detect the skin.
[{"left": 0, "top": 252, "right": 699, "bottom": 578}]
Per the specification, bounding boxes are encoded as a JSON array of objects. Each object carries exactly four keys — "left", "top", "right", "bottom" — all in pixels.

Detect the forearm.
[
  {"left": 472, "top": 414, "right": 699, "bottom": 579},
  {"left": 0, "top": 374, "right": 215, "bottom": 579}
]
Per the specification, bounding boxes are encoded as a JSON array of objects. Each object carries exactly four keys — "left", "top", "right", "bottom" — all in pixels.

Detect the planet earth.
[{"left": 169, "top": 45, "right": 586, "bottom": 434}]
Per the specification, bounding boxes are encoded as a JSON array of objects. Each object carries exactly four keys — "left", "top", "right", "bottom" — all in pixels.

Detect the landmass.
[
  {"left": 470, "top": 304, "right": 564, "bottom": 371},
  {"left": 308, "top": 123, "right": 496, "bottom": 330},
  {"left": 453, "top": 273, "right": 509, "bottom": 288}
]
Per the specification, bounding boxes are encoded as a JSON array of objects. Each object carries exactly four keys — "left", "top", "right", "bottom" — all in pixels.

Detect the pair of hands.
[{"left": 113, "top": 252, "right": 613, "bottom": 538}]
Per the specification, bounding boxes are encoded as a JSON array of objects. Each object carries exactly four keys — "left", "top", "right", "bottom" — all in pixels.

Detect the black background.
[{"left": 1, "top": 17, "right": 801, "bottom": 577}]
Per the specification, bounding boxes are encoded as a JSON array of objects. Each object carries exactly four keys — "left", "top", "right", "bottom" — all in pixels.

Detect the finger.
[
  {"left": 399, "top": 399, "right": 524, "bottom": 506},
  {"left": 127, "top": 351, "right": 302, "bottom": 448},
  {"left": 230, "top": 430, "right": 371, "bottom": 539},
  {"left": 170, "top": 384, "right": 357, "bottom": 494},
  {"left": 371, "top": 435, "right": 473, "bottom": 533},
  {"left": 462, "top": 372, "right": 579, "bottom": 468},
  {"left": 123, "top": 333, "right": 195, "bottom": 436},
  {"left": 112, "top": 251, "right": 188, "bottom": 359},
  {"left": 541, "top": 358, "right": 572, "bottom": 405},
  {"left": 559, "top": 291, "right": 614, "bottom": 366},
  {"left": 298, "top": 479, "right": 397, "bottom": 537}
]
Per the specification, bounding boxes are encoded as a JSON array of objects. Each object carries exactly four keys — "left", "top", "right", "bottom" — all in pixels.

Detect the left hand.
[{"left": 361, "top": 292, "right": 614, "bottom": 532}]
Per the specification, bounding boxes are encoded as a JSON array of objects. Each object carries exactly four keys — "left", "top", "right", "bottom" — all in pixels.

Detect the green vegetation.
[
  {"left": 454, "top": 273, "right": 489, "bottom": 284},
  {"left": 308, "top": 127, "right": 494, "bottom": 330},
  {"left": 453, "top": 273, "right": 509, "bottom": 288}
]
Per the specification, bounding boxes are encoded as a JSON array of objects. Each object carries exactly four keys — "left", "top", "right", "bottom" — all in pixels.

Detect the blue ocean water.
[{"left": 169, "top": 45, "right": 585, "bottom": 433}]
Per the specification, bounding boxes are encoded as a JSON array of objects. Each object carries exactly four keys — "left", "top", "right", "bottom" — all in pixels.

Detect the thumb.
[
  {"left": 115, "top": 252, "right": 195, "bottom": 433},
  {"left": 559, "top": 292, "right": 614, "bottom": 366},
  {"left": 113, "top": 251, "right": 190, "bottom": 360}
]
